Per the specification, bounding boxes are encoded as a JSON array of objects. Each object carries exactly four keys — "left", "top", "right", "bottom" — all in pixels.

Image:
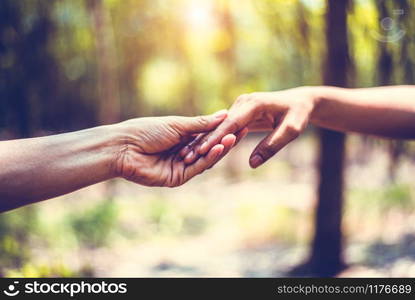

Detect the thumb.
[{"left": 179, "top": 109, "right": 228, "bottom": 134}]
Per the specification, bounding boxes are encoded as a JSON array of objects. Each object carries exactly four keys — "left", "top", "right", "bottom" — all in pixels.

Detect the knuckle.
[
  {"left": 253, "top": 101, "right": 266, "bottom": 114},
  {"left": 224, "top": 118, "right": 240, "bottom": 132},
  {"left": 236, "top": 93, "right": 264, "bottom": 113},
  {"left": 196, "top": 116, "right": 209, "bottom": 127},
  {"left": 248, "top": 92, "right": 260, "bottom": 101},
  {"left": 236, "top": 94, "right": 249, "bottom": 104},
  {"left": 236, "top": 93, "right": 259, "bottom": 104}
]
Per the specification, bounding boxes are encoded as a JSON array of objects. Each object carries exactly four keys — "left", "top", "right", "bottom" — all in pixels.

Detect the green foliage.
[
  {"left": 1, "top": 0, "right": 414, "bottom": 277},
  {"left": 348, "top": 184, "right": 414, "bottom": 213},
  {"left": 1, "top": 0, "right": 414, "bottom": 130},
  {"left": 0, "top": 207, "right": 39, "bottom": 273},
  {"left": 379, "top": 184, "right": 413, "bottom": 211},
  {"left": 144, "top": 197, "right": 207, "bottom": 236},
  {"left": 5, "top": 262, "right": 76, "bottom": 278},
  {"left": 67, "top": 200, "right": 119, "bottom": 248}
]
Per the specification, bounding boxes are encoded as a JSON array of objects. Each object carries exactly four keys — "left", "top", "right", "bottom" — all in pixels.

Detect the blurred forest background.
[{"left": 1, "top": 0, "right": 415, "bottom": 277}]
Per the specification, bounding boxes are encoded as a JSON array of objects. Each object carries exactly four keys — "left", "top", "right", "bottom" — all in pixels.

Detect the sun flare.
[{"left": 184, "top": 1, "right": 215, "bottom": 30}]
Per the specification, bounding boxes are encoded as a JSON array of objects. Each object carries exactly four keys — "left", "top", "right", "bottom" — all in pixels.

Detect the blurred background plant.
[{"left": 0, "top": 0, "right": 415, "bottom": 277}]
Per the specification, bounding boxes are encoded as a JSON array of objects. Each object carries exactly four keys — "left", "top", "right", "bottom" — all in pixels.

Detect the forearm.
[
  {"left": 310, "top": 85, "right": 415, "bottom": 138},
  {"left": 0, "top": 125, "right": 122, "bottom": 212}
]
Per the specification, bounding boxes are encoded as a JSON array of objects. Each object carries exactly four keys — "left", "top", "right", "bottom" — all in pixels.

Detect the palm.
[
  {"left": 117, "top": 116, "right": 233, "bottom": 187},
  {"left": 138, "top": 154, "right": 190, "bottom": 187},
  {"left": 136, "top": 133, "right": 195, "bottom": 187}
]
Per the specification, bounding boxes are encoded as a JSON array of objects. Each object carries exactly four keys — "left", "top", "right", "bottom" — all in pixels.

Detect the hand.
[
  {"left": 112, "top": 110, "right": 247, "bottom": 187},
  {"left": 181, "top": 87, "right": 316, "bottom": 168}
]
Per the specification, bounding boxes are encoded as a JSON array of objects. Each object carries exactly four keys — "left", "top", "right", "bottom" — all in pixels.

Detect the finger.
[
  {"left": 207, "top": 131, "right": 245, "bottom": 170},
  {"left": 219, "top": 133, "right": 237, "bottom": 152},
  {"left": 181, "top": 118, "right": 248, "bottom": 164},
  {"left": 186, "top": 132, "right": 239, "bottom": 176},
  {"left": 184, "top": 128, "right": 245, "bottom": 166},
  {"left": 195, "top": 119, "right": 239, "bottom": 156},
  {"left": 249, "top": 111, "right": 307, "bottom": 168},
  {"left": 179, "top": 109, "right": 227, "bottom": 134},
  {"left": 184, "top": 144, "right": 225, "bottom": 181},
  {"left": 247, "top": 111, "right": 280, "bottom": 132},
  {"left": 179, "top": 133, "right": 205, "bottom": 158},
  {"left": 183, "top": 148, "right": 197, "bottom": 164},
  {"left": 167, "top": 134, "right": 197, "bottom": 156},
  {"left": 183, "top": 133, "right": 235, "bottom": 165},
  {"left": 187, "top": 127, "right": 247, "bottom": 175},
  {"left": 216, "top": 128, "right": 248, "bottom": 161},
  {"left": 234, "top": 127, "right": 249, "bottom": 146},
  {"left": 248, "top": 120, "right": 275, "bottom": 132},
  {"left": 196, "top": 104, "right": 254, "bottom": 156},
  {"left": 179, "top": 109, "right": 228, "bottom": 160}
]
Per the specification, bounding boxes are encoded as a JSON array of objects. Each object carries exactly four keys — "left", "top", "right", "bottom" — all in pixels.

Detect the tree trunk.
[
  {"left": 87, "top": 0, "right": 120, "bottom": 125},
  {"left": 308, "top": 0, "right": 350, "bottom": 277}
]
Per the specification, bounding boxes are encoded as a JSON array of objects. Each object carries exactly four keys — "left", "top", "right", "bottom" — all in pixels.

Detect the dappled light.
[{"left": 0, "top": 0, "right": 414, "bottom": 278}]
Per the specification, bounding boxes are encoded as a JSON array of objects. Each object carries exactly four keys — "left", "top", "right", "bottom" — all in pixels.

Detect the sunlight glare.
[{"left": 184, "top": 1, "right": 214, "bottom": 30}]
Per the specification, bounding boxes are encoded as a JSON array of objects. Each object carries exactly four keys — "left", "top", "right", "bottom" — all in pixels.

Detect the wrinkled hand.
[
  {"left": 181, "top": 87, "right": 315, "bottom": 168},
  {"left": 113, "top": 110, "right": 247, "bottom": 187}
]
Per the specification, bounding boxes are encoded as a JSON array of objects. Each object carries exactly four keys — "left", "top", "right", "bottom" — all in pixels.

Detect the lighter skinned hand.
[
  {"left": 113, "top": 110, "right": 247, "bottom": 187},
  {"left": 180, "top": 87, "right": 315, "bottom": 168}
]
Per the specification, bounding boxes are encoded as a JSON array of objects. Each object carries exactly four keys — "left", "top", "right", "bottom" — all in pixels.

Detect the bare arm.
[
  {"left": 0, "top": 126, "right": 120, "bottom": 212},
  {"left": 182, "top": 85, "right": 415, "bottom": 168},
  {"left": 311, "top": 85, "right": 415, "bottom": 139},
  {"left": 0, "top": 111, "right": 241, "bottom": 212}
]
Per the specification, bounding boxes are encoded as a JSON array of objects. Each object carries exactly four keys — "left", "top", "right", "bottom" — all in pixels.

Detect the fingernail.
[
  {"left": 213, "top": 109, "right": 227, "bottom": 119},
  {"left": 180, "top": 146, "right": 190, "bottom": 157},
  {"left": 185, "top": 150, "right": 194, "bottom": 162},
  {"left": 250, "top": 154, "right": 263, "bottom": 168},
  {"left": 215, "top": 147, "right": 224, "bottom": 158},
  {"left": 199, "top": 141, "right": 208, "bottom": 154}
]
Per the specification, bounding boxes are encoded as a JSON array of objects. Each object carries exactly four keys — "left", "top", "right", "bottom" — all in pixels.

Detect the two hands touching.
[
  {"left": 180, "top": 87, "right": 314, "bottom": 169},
  {"left": 1, "top": 85, "right": 415, "bottom": 211},
  {"left": 132, "top": 83, "right": 415, "bottom": 188},
  {"left": 115, "top": 87, "right": 316, "bottom": 188},
  {"left": 0, "top": 87, "right": 309, "bottom": 212},
  {"left": 0, "top": 108, "right": 249, "bottom": 211},
  {"left": 113, "top": 110, "right": 247, "bottom": 187},
  {"left": 179, "top": 85, "right": 415, "bottom": 170}
]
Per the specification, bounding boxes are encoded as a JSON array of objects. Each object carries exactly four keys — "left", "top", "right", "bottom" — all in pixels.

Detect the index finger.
[
  {"left": 195, "top": 117, "right": 239, "bottom": 155},
  {"left": 196, "top": 104, "right": 255, "bottom": 155}
]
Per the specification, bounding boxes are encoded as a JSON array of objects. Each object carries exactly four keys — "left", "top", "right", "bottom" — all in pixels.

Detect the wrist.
[
  {"left": 103, "top": 122, "right": 133, "bottom": 179},
  {"left": 302, "top": 86, "right": 327, "bottom": 124},
  {"left": 107, "top": 119, "right": 146, "bottom": 180}
]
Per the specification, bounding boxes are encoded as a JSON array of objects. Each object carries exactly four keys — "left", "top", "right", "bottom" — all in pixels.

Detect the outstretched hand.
[
  {"left": 113, "top": 110, "right": 247, "bottom": 187},
  {"left": 180, "top": 88, "right": 315, "bottom": 168}
]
